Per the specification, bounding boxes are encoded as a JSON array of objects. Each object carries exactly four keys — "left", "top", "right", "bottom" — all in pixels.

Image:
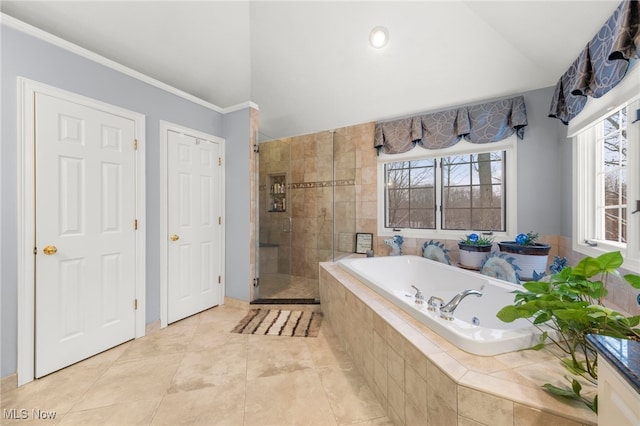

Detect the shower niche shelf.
[{"left": 268, "top": 173, "right": 287, "bottom": 212}]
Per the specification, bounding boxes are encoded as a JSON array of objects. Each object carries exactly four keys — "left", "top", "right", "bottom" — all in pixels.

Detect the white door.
[
  {"left": 167, "top": 131, "right": 222, "bottom": 323},
  {"left": 35, "top": 93, "right": 137, "bottom": 378}
]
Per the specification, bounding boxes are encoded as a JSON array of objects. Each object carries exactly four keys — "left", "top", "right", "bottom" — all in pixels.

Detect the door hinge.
[
  {"left": 134, "top": 139, "right": 138, "bottom": 150},
  {"left": 218, "top": 216, "right": 222, "bottom": 225},
  {"left": 253, "top": 277, "right": 260, "bottom": 287},
  {"left": 218, "top": 275, "right": 221, "bottom": 284},
  {"left": 134, "top": 219, "right": 138, "bottom": 230},
  {"left": 134, "top": 299, "right": 138, "bottom": 310},
  {"left": 33, "top": 246, "right": 37, "bottom": 255},
  {"left": 218, "top": 157, "right": 222, "bottom": 166}
]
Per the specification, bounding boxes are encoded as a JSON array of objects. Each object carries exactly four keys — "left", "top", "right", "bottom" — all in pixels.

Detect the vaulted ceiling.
[{"left": 1, "top": 1, "right": 621, "bottom": 141}]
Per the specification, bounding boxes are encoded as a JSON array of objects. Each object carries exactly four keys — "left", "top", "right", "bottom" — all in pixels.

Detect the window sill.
[{"left": 573, "top": 241, "right": 640, "bottom": 274}]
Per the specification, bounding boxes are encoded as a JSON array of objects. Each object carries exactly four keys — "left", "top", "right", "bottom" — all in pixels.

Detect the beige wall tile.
[
  {"left": 387, "top": 345, "right": 405, "bottom": 390},
  {"left": 426, "top": 362, "right": 457, "bottom": 411},
  {"left": 404, "top": 364, "right": 427, "bottom": 415},
  {"left": 387, "top": 376, "right": 405, "bottom": 424},
  {"left": 458, "top": 386, "right": 513, "bottom": 426},
  {"left": 514, "top": 404, "right": 585, "bottom": 426}
]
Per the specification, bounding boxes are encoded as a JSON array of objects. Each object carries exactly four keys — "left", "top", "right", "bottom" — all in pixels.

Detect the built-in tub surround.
[
  {"left": 338, "top": 256, "right": 547, "bottom": 357},
  {"left": 319, "top": 261, "right": 597, "bottom": 426}
]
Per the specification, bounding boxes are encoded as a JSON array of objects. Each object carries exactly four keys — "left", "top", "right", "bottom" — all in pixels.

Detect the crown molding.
[
  {"left": 1, "top": 12, "right": 227, "bottom": 114},
  {"left": 223, "top": 101, "right": 260, "bottom": 113}
]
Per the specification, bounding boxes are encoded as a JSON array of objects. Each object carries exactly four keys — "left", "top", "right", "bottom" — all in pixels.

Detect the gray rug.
[{"left": 231, "top": 309, "right": 323, "bottom": 337}]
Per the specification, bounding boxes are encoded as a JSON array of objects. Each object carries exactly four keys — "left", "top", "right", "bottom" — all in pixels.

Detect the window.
[
  {"left": 571, "top": 64, "right": 639, "bottom": 273},
  {"left": 378, "top": 137, "right": 516, "bottom": 239},
  {"left": 598, "top": 108, "right": 627, "bottom": 245}
]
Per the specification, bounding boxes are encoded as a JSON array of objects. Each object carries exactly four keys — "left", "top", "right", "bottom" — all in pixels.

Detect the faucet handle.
[
  {"left": 427, "top": 296, "right": 444, "bottom": 311},
  {"left": 411, "top": 285, "right": 425, "bottom": 303}
]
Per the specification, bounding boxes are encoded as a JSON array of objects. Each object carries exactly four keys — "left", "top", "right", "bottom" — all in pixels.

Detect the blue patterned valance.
[
  {"left": 374, "top": 95, "right": 527, "bottom": 154},
  {"left": 549, "top": 0, "right": 640, "bottom": 124}
]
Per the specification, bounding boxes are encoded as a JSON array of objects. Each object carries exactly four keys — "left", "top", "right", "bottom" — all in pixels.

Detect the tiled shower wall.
[{"left": 259, "top": 124, "right": 368, "bottom": 281}]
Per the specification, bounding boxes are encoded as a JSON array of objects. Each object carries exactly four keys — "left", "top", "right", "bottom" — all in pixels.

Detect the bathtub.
[{"left": 338, "top": 255, "right": 546, "bottom": 356}]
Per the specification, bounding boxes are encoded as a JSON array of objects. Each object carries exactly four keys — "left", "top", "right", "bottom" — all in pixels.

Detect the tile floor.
[
  {"left": 258, "top": 274, "right": 320, "bottom": 300},
  {"left": 1, "top": 304, "right": 391, "bottom": 426}
]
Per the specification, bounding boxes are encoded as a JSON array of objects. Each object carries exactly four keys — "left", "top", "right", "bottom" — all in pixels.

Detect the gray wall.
[
  {"left": 1, "top": 24, "right": 250, "bottom": 377},
  {"left": 222, "top": 109, "right": 252, "bottom": 302},
  {"left": 515, "top": 86, "right": 570, "bottom": 236}
]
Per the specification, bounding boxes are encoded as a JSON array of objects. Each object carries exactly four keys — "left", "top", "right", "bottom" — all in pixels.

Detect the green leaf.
[
  {"left": 496, "top": 306, "right": 521, "bottom": 322},
  {"left": 571, "top": 379, "right": 582, "bottom": 395},
  {"left": 624, "top": 274, "right": 640, "bottom": 289},
  {"left": 542, "top": 383, "right": 580, "bottom": 399},
  {"left": 529, "top": 342, "right": 547, "bottom": 351},
  {"left": 573, "top": 257, "right": 602, "bottom": 278},
  {"left": 523, "top": 281, "right": 550, "bottom": 294},
  {"left": 533, "top": 312, "right": 551, "bottom": 324},
  {"left": 597, "top": 251, "right": 623, "bottom": 272}
]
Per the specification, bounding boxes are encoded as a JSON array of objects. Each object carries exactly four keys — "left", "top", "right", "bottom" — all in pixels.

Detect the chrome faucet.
[{"left": 440, "top": 286, "right": 484, "bottom": 320}]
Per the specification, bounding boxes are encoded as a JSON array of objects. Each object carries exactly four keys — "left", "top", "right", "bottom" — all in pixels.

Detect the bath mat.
[{"left": 231, "top": 309, "right": 323, "bottom": 337}]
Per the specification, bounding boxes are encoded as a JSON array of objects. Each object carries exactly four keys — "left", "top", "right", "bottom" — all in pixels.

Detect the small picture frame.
[{"left": 355, "top": 233, "right": 373, "bottom": 254}]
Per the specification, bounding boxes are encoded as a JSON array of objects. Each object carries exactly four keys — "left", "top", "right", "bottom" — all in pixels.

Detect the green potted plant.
[
  {"left": 498, "top": 231, "right": 551, "bottom": 280},
  {"left": 458, "top": 233, "right": 493, "bottom": 270},
  {"left": 497, "top": 251, "right": 640, "bottom": 412}
]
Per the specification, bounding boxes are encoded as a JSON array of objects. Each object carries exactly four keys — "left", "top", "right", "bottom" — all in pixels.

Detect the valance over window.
[
  {"left": 549, "top": 0, "right": 640, "bottom": 124},
  {"left": 374, "top": 95, "right": 527, "bottom": 154}
]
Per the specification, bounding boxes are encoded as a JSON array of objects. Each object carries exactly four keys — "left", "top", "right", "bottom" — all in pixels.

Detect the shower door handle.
[{"left": 283, "top": 217, "right": 292, "bottom": 232}]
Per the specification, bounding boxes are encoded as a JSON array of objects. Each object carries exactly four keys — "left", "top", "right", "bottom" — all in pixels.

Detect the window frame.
[
  {"left": 377, "top": 136, "right": 517, "bottom": 240},
  {"left": 569, "top": 63, "right": 640, "bottom": 273}
]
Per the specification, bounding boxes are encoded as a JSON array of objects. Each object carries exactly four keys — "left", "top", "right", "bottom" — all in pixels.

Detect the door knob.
[
  {"left": 170, "top": 234, "right": 180, "bottom": 241},
  {"left": 43, "top": 245, "right": 58, "bottom": 255}
]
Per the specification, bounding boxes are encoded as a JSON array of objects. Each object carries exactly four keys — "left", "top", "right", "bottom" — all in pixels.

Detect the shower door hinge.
[
  {"left": 134, "top": 299, "right": 138, "bottom": 310},
  {"left": 253, "top": 277, "right": 260, "bottom": 287}
]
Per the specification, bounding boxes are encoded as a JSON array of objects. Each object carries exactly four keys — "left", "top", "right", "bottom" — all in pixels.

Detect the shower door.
[{"left": 256, "top": 139, "right": 293, "bottom": 301}]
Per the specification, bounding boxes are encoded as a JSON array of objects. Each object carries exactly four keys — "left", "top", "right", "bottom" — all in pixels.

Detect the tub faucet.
[{"left": 440, "top": 286, "right": 484, "bottom": 320}]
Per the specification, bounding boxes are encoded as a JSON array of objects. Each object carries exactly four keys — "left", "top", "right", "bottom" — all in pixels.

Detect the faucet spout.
[{"left": 440, "top": 287, "right": 483, "bottom": 320}]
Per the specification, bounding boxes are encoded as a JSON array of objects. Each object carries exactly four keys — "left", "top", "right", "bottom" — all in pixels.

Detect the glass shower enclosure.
[{"left": 254, "top": 129, "right": 356, "bottom": 303}]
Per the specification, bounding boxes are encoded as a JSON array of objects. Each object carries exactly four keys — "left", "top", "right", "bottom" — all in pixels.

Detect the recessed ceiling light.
[{"left": 369, "top": 26, "right": 389, "bottom": 48}]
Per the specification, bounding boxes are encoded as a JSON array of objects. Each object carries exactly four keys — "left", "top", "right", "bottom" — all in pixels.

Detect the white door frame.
[
  {"left": 159, "top": 121, "right": 225, "bottom": 328},
  {"left": 16, "top": 78, "right": 146, "bottom": 386}
]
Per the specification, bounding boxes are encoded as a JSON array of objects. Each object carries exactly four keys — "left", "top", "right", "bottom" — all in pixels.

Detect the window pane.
[
  {"left": 603, "top": 111, "right": 620, "bottom": 137},
  {"left": 410, "top": 166, "right": 434, "bottom": 187},
  {"left": 596, "top": 106, "right": 628, "bottom": 245},
  {"left": 410, "top": 209, "right": 435, "bottom": 229},
  {"left": 388, "top": 188, "right": 409, "bottom": 208},
  {"left": 442, "top": 151, "right": 505, "bottom": 231},
  {"left": 442, "top": 157, "right": 471, "bottom": 186},
  {"left": 471, "top": 186, "right": 503, "bottom": 208},
  {"left": 411, "top": 188, "right": 434, "bottom": 209},
  {"left": 385, "top": 160, "right": 435, "bottom": 229},
  {"left": 388, "top": 208, "right": 410, "bottom": 228},
  {"left": 604, "top": 208, "right": 620, "bottom": 242},
  {"left": 604, "top": 171, "right": 620, "bottom": 206},
  {"left": 443, "top": 187, "right": 470, "bottom": 208},
  {"left": 443, "top": 208, "right": 470, "bottom": 230},
  {"left": 471, "top": 208, "right": 503, "bottom": 230}
]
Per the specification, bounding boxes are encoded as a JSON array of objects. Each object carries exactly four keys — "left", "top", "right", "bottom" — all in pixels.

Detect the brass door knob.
[
  {"left": 43, "top": 245, "right": 58, "bottom": 255},
  {"left": 170, "top": 234, "right": 180, "bottom": 241}
]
